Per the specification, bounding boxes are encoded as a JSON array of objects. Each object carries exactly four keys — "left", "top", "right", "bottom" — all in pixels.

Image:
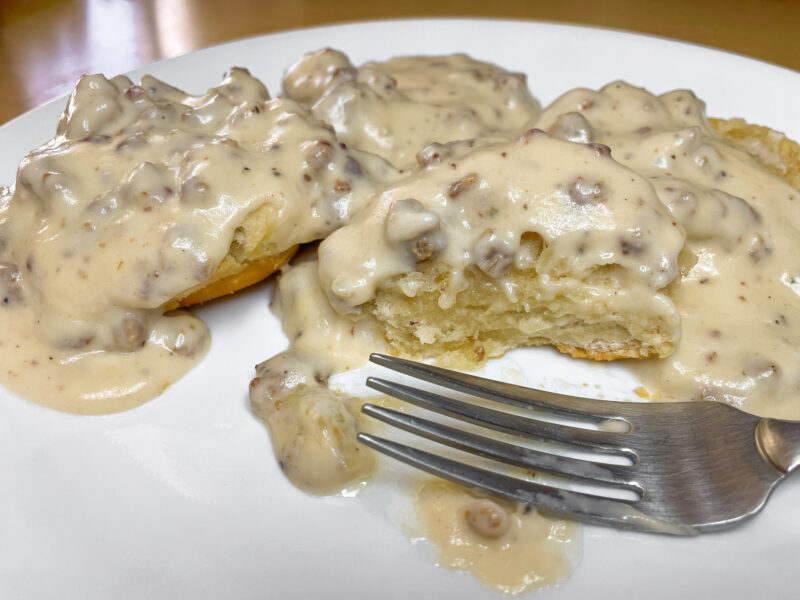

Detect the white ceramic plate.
[{"left": 2, "top": 19, "right": 799, "bottom": 600}]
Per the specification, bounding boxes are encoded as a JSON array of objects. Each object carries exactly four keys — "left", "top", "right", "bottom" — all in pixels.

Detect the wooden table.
[{"left": 1, "top": 0, "right": 798, "bottom": 125}]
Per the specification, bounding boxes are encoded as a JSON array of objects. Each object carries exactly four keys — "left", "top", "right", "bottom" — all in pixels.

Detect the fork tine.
[
  {"left": 369, "top": 353, "right": 634, "bottom": 423},
  {"left": 366, "top": 376, "right": 633, "bottom": 458},
  {"left": 357, "top": 432, "right": 696, "bottom": 535},
  {"left": 362, "top": 403, "right": 639, "bottom": 489}
]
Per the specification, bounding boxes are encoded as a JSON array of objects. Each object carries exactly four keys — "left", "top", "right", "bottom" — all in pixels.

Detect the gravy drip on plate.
[
  {"left": 283, "top": 50, "right": 541, "bottom": 170},
  {"left": 0, "top": 67, "right": 394, "bottom": 414},
  {"left": 249, "top": 257, "right": 385, "bottom": 494},
  {"left": 537, "top": 81, "right": 800, "bottom": 418},
  {"left": 413, "top": 480, "right": 579, "bottom": 595}
]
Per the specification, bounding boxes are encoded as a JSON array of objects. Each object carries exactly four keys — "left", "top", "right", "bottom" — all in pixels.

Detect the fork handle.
[{"left": 757, "top": 419, "right": 800, "bottom": 474}]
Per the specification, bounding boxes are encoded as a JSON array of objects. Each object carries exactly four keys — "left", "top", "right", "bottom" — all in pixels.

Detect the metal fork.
[{"left": 357, "top": 353, "right": 800, "bottom": 535}]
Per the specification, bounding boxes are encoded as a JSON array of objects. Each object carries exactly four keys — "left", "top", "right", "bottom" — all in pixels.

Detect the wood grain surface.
[{"left": 1, "top": 0, "right": 798, "bottom": 124}]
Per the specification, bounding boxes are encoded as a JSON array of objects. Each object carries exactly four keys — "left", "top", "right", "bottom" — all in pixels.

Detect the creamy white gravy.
[
  {"left": 412, "top": 480, "right": 579, "bottom": 595},
  {"left": 283, "top": 50, "right": 541, "bottom": 170},
  {"left": 536, "top": 81, "right": 800, "bottom": 418},
  {"left": 0, "top": 67, "right": 395, "bottom": 414}
]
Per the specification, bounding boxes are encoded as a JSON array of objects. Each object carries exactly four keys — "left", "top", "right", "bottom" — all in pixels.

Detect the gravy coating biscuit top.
[
  {"left": 537, "top": 81, "right": 800, "bottom": 417},
  {"left": 0, "top": 67, "right": 396, "bottom": 414},
  {"left": 283, "top": 50, "right": 541, "bottom": 169},
  {"left": 316, "top": 130, "right": 685, "bottom": 355}
]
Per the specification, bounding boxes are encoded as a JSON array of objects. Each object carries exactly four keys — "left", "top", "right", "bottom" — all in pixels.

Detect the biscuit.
[{"left": 317, "top": 131, "right": 686, "bottom": 366}]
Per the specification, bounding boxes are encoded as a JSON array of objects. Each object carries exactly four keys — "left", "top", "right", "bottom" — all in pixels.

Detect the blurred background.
[{"left": 1, "top": 0, "right": 798, "bottom": 124}]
